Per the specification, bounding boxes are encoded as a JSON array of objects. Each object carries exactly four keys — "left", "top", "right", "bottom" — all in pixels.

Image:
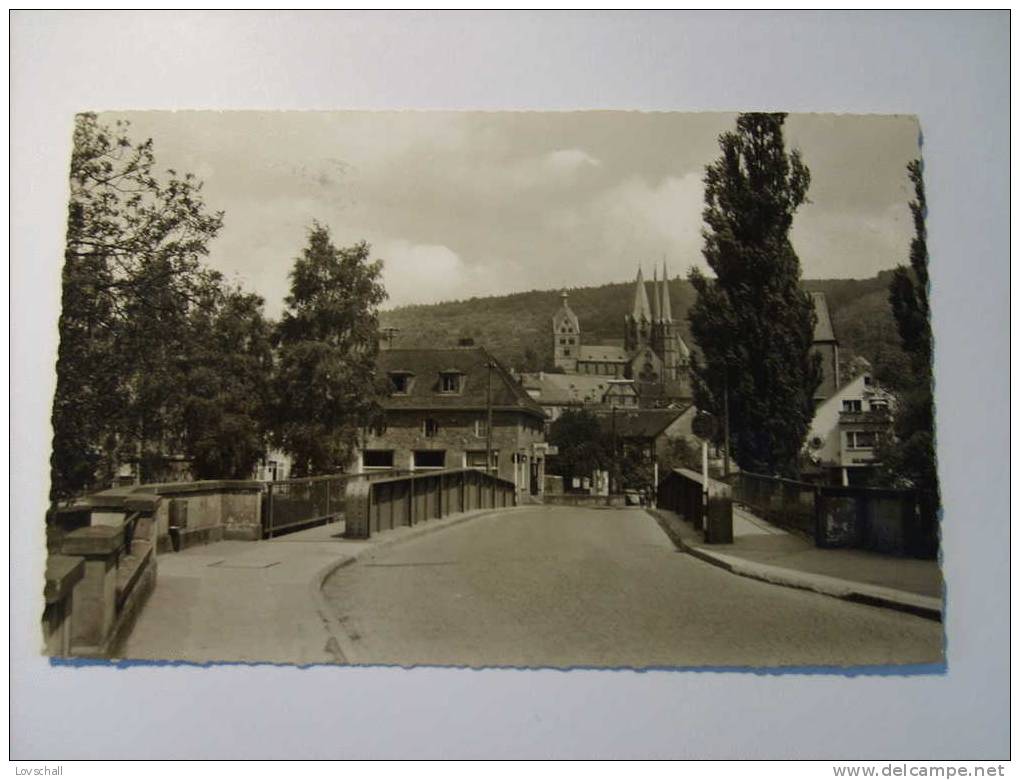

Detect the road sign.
[{"left": 691, "top": 411, "right": 717, "bottom": 440}]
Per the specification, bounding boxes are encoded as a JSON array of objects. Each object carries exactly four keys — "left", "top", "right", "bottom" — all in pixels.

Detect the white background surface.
[{"left": 9, "top": 11, "right": 1010, "bottom": 759}]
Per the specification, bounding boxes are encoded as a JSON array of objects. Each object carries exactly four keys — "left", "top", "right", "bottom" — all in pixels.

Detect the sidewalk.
[
  {"left": 116, "top": 509, "right": 507, "bottom": 665},
  {"left": 650, "top": 504, "right": 944, "bottom": 621}
]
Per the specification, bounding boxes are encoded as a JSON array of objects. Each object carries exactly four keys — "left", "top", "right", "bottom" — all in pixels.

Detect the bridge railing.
[
  {"left": 344, "top": 468, "right": 517, "bottom": 539},
  {"left": 733, "top": 471, "right": 933, "bottom": 558},
  {"left": 263, "top": 470, "right": 412, "bottom": 539}
]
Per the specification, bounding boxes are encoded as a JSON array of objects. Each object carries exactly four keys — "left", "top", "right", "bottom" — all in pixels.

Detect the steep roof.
[
  {"left": 552, "top": 291, "right": 579, "bottom": 333},
  {"left": 519, "top": 372, "right": 616, "bottom": 405},
  {"left": 635, "top": 378, "right": 692, "bottom": 407},
  {"left": 651, "top": 267, "right": 660, "bottom": 321},
  {"left": 577, "top": 345, "right": 629, "bottom": 363},
  {"left": 378, "top": 347, "right": 544, "bottom": 418},
  {"left": 629, "top": 268, "right": 652, "bottom": 321},
  {"left": 595, "top": 407, "right": 693, "bottom": 439},
  {"left": 811, "top": 292, "right": 836, "bottom": 343},
  {"left": 660, "top": 261, "right": 673, "bottom": 322}
]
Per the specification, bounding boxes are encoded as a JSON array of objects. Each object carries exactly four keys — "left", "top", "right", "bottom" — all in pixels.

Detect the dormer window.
[
  {"left": 439, "top": 369, "right": 464, "bottom": 394},
  {"left": 389, "top": 370, "right": 414, "bottom": 395}
]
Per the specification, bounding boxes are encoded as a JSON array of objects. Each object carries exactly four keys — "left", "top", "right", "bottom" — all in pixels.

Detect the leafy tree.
[
  {"left": 617, "top": 443, "right": 654, "bottom": 493},
  {"left": 657, "top": 435, "right": 700, "bottom": 473},
  {"left": 182, "top": 286, "right": 275, "bottom": 480},
  {"left": 880, "top": 160, "right": 939, "bottom": 538},
  {"left": 272, "top": 224, "right": 387, "bottom": 476},
  {"left": 51, "top": 113, "right": 224, "bottom": 499},
  {"left": 688, "top": 113, "right": 820, "bottom": 478},
  {"left": 547, "top": 408, "right": 611, "bottom": 481}
]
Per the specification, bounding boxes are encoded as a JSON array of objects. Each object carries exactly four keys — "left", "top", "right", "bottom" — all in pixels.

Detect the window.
[
  {"left": 474, "top": 418, "right": 488, "bottom": 438},
  {"left": 413, "top": 450, "right": 446, "bottom": 469},
  {"left": 842, "top": 399, "right": 863, "bottom": 413},
  {"left": 846, "top": 431, "right": 877, "bottom": 449},
  {"left": 369, "top": 416, "right": 387, "bottom": 436},
  {"left": 423, "top": 418, "right": 439, "bottom": 437},
  {"left": 863, "top": 375, "right": 873, "bottom": 386},
  {"left": 466, "top": 450, "right": 499, "bottom": 473},
  {"left": 362, "top": 450, "right": 395, "bottom": 469},
  {"left": 563, "top": 348, "right": 571, "bottom": 356},
  {"left": 870, "top": 399, "right": 889, "bottom": 412},
  {"left": 439, "top": 372, "right": 462, "bottom": 394},
  {"left": 389, "top": 372, "right": 413, "bottom": 394}
]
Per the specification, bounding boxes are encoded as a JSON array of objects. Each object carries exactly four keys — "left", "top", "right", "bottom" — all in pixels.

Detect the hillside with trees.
[{"left": 379, "top": 271, "right": 912, "bottom": 390}]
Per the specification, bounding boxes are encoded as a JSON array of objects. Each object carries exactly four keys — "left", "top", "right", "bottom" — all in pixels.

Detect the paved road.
[{"left": 322, "top": 506, "right": 944, "bottom": 669}]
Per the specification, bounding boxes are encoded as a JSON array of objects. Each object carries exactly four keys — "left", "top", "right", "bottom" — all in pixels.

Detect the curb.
[
  {"left": 648, "top": 509, "right": 943, "bottom": 623},
  {"left": 309, "top": 506, "right": 530, "bottom": 664}
]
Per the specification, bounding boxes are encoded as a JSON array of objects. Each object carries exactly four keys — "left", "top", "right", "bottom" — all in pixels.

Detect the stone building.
[
  {"left": 552, "top": 263, "right": 692, "bottom": 383},
  {"left": 359, "top": 345, "right": 548, "bottom": 498},
  {"left": 595, "top": 406, "right": 697, "bottom": 466}
]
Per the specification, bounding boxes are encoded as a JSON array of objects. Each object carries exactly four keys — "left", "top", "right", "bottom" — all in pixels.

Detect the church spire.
[
  {"left": 630, "top": 267, "right": 652, "bottom": 321},
  {"left": 651, "top": 266, "right": 660, "bottom": 321},
  {"left": 660, "top": 260, "right": 673, "bottom": 322}
]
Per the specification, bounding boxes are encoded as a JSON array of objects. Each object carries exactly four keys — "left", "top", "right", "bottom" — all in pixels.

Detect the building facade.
[
  {"left": 804, "top": 369, "right": 895, "bottom": 486},
  {"left": 359, "top": 346, "right": 548, "bottom": 498},
  {"left": 553, "top": 263, "right": 692, "bottom": 384}
]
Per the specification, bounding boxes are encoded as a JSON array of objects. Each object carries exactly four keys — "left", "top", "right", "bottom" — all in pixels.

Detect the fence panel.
[
  {"left": 344, "top": 468, "right": 517, "bottom": 539},
  {"left": 735, "top": 472, "right": 928, "bottom": 557}
]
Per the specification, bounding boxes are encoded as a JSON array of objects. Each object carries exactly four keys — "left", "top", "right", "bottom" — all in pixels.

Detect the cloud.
[
  {"left": 542, "top": 173, "right": 707, "bottom": 277},
  {"left": 376, "top": 240, "right": 471, "bottom": 307},
  {"left": 543, "top": 148, "right": 601, "bottom": 173}
]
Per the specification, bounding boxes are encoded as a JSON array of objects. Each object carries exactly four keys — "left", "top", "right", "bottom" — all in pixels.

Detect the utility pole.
[
  {"left": 486, "top": 360, "right": 494, "bottom": 476},
  {"left": 381, "top": 327, "right": 400, "bottom": 349},
  {"left": 611, "top": 403, "right": 618, "bottom": 498},
  {"left": 723, "top": 372, "right": 731, "bottom": 479}
]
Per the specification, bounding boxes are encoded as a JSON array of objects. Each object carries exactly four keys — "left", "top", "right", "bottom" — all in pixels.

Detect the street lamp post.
[
  {"left": 723, "top": 371, "right": 731, "bottom": 479},
  {"left": 610, "top": 403, "right": 618, "bottom": 499},
  {"left": 486, "top": 360, "right": 494, "bottom": 476}
]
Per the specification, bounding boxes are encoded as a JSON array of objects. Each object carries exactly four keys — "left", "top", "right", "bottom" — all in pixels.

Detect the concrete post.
[{"left": 60, "top": 526, "right": 124, "bottom": 655}]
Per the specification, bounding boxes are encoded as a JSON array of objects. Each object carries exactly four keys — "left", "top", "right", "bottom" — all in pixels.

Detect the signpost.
[{"left": 691, "top": 412, "right": 717, "bottom": 531}]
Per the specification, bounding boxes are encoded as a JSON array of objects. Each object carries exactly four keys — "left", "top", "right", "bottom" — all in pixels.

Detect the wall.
[
  {"left": 806, "top": 373, "right": 896, "bottom": 480},
  {"left": 87, "top": 481, "right": 265, "bottom": 549},
  {"left": 345, "top": 468, "right": 518, "bottom": 539},
  {"left": 361, "top": 408, "right": 546, "bottom": 496}
]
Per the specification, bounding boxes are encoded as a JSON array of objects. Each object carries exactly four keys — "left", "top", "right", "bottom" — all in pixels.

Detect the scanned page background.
[{"left": 10, "top": 11, "right": 1009, "bottom": 758}]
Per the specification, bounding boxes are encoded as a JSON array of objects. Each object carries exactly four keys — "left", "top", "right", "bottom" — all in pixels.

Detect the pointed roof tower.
[
  {"left": 660, "top": 260, "right": 673, "bottom": 322},
  {"left": 651, "top": 266, "right": 660, "bottom": 321},
  {"left": 630, "top": 267, "right": 652, "bottom": 321},
  {"left": 552, "top": 289, "right": 580, "bottom": 333}
]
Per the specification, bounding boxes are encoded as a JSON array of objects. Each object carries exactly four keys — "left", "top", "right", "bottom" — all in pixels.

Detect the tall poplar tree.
[
  {"left": 688, "top": 113, "right": 820, "bottom": 477},
  {"left": 883, "top": 160, "right": 939, "bottom": 541}
]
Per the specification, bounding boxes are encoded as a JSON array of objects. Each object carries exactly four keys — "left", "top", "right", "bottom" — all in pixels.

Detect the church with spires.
[{"left": 552, "top": 262, "right": 691, "bottom": 384}]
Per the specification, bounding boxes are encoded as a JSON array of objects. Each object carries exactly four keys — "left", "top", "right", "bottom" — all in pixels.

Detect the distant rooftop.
[{"left": 811, "top": 292, "right": 837, "bottom": 343}]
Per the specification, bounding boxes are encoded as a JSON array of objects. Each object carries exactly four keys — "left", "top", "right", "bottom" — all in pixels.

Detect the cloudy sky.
[{"left": 102, "top": 111, "right": 920, "bottom": 317}]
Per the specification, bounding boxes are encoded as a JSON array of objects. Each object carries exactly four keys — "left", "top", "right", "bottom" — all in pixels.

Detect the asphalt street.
[{"left": 321, "top": 506, "right": 944, "bottom": 669}]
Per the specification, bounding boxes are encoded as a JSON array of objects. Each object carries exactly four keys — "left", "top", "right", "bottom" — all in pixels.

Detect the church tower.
[
  {"left": 659, "top": 260, "right": 679, "bottom": 380},
  {"left": 624, "top": 267, "right": 652, "bottom": 353},
  {"left": 552, "top": 290, "right": 580, "bottom": 372}
]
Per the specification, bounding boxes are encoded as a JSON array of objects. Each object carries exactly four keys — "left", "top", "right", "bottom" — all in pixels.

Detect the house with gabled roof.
[{"left": 360, "top": 344, "right": 549, "bottom": 497}]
